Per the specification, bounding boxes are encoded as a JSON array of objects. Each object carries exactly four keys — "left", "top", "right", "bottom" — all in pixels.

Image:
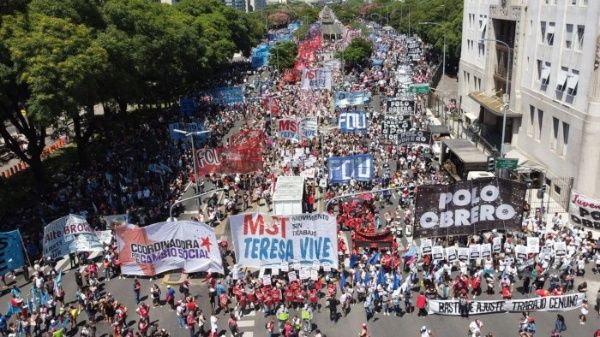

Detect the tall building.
[
  {"left": 223, "top": 0, "right": 248, "bottom": 12},
  {"left": 248, "top": 0, "right": 266, "bottom": 12},
  {"left": 458, "top": 0, "right": 600, "bottom": 203}
]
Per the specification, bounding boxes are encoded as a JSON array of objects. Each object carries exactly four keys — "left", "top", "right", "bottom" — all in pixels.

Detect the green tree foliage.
[
  {"left": 337, "top": 38, "right": 373, "bottom": 69},
  {"left": 0, "top": 13, "right": 108, "bottom": 188},
  {"left": 332, "top": 0, "right": 463, "bottom": 74},
  {"left": 0, "top": 0, "right": 266, "bottom": 190},
  {"left": 269, "top": 41, "right": 297, "bottom": 71}
]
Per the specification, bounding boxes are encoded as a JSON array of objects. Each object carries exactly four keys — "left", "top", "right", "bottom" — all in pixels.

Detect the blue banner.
[
  {"left": 371, "top": 59, "right": 384, "bottom": 66},
  {"left": 179, "top": 97, "right": 197, "bottom": 116},
  {"left": 327, "top": 154, "right": 373, "bottom": 183},
  {"left": 0, "top": 230, "right": 25, "bottom": 275},
  {"left": 211, "top": 86, "right": 245, "bottom": 106},
  {"left": 251, "top": 44, "right": 271, "bottom": 69},
  {"left": 338, "top": 112, "right": 368, "bottom": 133},
  {"left": 335, "top": 91, "right": 371, "bottom": 108}
]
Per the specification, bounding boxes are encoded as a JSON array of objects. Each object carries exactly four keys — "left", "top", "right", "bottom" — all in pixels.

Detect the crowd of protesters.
[{"left": 1, "top": 13, "right": 600, "bottom": 337}]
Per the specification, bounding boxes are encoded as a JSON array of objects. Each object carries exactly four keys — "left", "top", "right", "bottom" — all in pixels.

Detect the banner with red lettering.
[
  {"left": 230, "top": 213, "right": 338, "bottom": 269},
  {"left": 115, "top": 220, "right": 224, "bottom": 276},
  {"left": 43, "top": 214, "right": 103, "bottom": 259},
  {"left": 301, "top": 68, "right": 332, "bottom": 90},
  {"left": 195, "top": 145, "right": 264, "bottom": 176},
  {"left": 277, "top": 118, "right": 301, "bottom": 141},
  {"left": 569, "top": 191, "right": 600, "bottom": 230}
]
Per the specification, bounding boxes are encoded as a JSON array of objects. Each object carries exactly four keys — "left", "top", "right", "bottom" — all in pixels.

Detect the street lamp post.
[
  {"left": 419, "top": 21, "right": 445, "bottom": 77},
  {"left": 173, "top": 129, "right": 211, "bottom": 194},
  {"left": 479, "top": 38, "right": 511, "bottom": 162},
  {"left": 168, "top": 188, "right": 226, "bottom": 222}
]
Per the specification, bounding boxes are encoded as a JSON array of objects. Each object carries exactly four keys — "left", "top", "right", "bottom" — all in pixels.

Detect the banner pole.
[{"left": 17, "top": 230, "right": 32, "bottom": 267}]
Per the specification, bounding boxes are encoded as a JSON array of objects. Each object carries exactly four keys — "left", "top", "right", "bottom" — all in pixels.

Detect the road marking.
[
  {"left": 184, "top": 181, "right": 192, "bottom": 192},
  {"left": 237, "top": 320, "right": 255, "bottom": 328},
  {"left": 245, "top": 310, "right": 256, "bottom": 317},
  {"left": 182, "top": 210, "right": 199, "bottom": 215},
  {"left": 242, "top": 332, "right": 254, "bottom": 337}
]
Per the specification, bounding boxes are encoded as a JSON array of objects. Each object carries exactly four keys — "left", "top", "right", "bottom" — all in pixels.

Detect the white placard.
[
  {"left": 288, "top": 271, "right": 297, "bottom": 282},
  {"left": 527, "top": 237, "right": 540, "bottom": 254},
  {"left": 299, "top": 268, "right": 310, "bottom": 280},
  {"left": 420, "top": 238, "right": 432, "bottom": 255},
  {"left": 553, "top": 242, "right": 567, "bottom": 257},
  {"left": 432, "top": 246, "right": 444, "bottom": 260},
  {"left": 263, "top": 275, "right": 272, "bottom": 285},
  {"left": 458, "top": 247, "right": 469, "bottom": 261},
  {"left": 281, "top": 263, "right": 289, "bottom": 272},
  {"left": 469, "top": 244, "right": 481, "bottom": 259},
  {"left": 492, "top": 237, "right": 503, "bottom": 253},
  {"left": 515, "top": 245, "right": 528, "bottom": 259},
  {"left": 445, "top": 247, "right": 457, "bottom": 262},
  {"left": 481, "top": 243, "right": 492, "bottom": 258}
]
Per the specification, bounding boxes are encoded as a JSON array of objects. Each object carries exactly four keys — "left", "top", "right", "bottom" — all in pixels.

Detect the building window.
[
  {"left": 551, "top": 117, "right": 559, "bottom": 150},
  {"left": 540, "top": 62, "right": 551, "bottom": 90},
  {"left": 565, "top": 24, "right": 573, "bottom": 49},
  {"left": 562, "top": 122, "right": 569, "bottom": 156},
  {"left": 547, "top": 22, "right": 555, "bottom": 45},
  {"left": 528, "top": 105, "right": 535, "bottom": 136},
  {"left": 554, "top": 185, "right": 561, "bottom": 195},
  {"left": 479, "top": 16, "right": 487, "bottom": 40},
  {"left": 566, "top": 69, "right": 580, "bottom": 103},
  {"left": 577, "top": 25, "right": 585, "bottom": 50},
  {"left": 478, "top": 42, "right": 485, "bottom": 58},
  {"left": 537, "top": 109, "right": 544, "bottom": 141},
  {"left": 540, "top": 21, "right": 547, "bottom": 43},
  {"left": 556, "top": 67, "right": 568, "bottom": 92}
]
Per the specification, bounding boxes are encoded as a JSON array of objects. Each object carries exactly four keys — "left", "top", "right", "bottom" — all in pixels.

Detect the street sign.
[
  {"left": 408, "top": 83, "right": 430, "bottom": 94},
  {"left": 496, "top": 158, "right": 518, "bottom": 170}
]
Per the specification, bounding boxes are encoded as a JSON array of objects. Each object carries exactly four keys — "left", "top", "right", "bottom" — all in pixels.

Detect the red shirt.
[{"left": 416, "top": 295, "right": 427, "bottom": 309}]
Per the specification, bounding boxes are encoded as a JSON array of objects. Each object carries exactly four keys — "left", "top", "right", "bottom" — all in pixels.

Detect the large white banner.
[
  {"left": 429, "top": 293, "right": 586, "bottom": 316},
  {"left": 230, "top": 213, "right": 338, "bottom": 269},
  {"left": 115, "top": 221, "right": 223, "bottom": 276},
  {"left": 43, "top": 214, "right": 103, "bottom": 259},
  {"left": 569, "top": 191, "right": 600, "bottom": 230},
  {"left": 301, "top": 68, "right": 332, "bottom": 90}
]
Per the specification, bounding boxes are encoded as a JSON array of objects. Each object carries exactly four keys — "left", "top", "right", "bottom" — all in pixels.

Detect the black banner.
[
  {"left": 387, "top": 99, "right": 415, "bottom": 114},
  {"left": 414, "top": 178, "right": 526, "bottom": 237},
  {"left": 381, "top": 115, "right": 411, "bottom": 142},
  {"left": 398, "top": 131, "right": 431, "bottom": 145}
]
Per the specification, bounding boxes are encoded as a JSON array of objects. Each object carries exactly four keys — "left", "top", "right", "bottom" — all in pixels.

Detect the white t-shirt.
[{"left": 421, "top": 330, "right": 431, "bottom": 337}]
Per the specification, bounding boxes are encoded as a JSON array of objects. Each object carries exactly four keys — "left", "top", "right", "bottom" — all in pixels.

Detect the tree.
[
  {"left": 337, "top": 38, "right": 373, "bottom": 69},
  {"left": 0, "top": 13, "right": 108, "bottom": 189},
  {"left": 269, "top": 41, "right": 297, "bottom": 71}
]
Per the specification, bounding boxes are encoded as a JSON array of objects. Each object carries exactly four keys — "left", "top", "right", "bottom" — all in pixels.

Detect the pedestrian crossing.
[{"left": 236, "top": 309, "right": 255, "bottom": 337}]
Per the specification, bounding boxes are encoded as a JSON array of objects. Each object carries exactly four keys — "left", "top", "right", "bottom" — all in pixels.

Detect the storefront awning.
[
  {"left": 468, "top": 91, "right": 521, "bottom": 118},
  {"left": 442, "top": 139, "right": 489, "bottom": 165},
  {"left": 428, "top": 124, "right": 450, "bottom": 136}
]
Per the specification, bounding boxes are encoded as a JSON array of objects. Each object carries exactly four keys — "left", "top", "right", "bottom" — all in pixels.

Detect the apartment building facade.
[{"left": 458, "top": 0, "right": 600, "bottom": 202}]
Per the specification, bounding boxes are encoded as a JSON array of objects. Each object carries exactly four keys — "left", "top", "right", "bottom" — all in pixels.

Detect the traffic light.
[
  {"left": 537, "top": 185, "right": 546, "bottom": 199},
  {"left": 529, "top": 170, "right": 544, "bottom": 189},
  {"left": 487, "top": 156, "right": 496, "bottom": 172}
]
